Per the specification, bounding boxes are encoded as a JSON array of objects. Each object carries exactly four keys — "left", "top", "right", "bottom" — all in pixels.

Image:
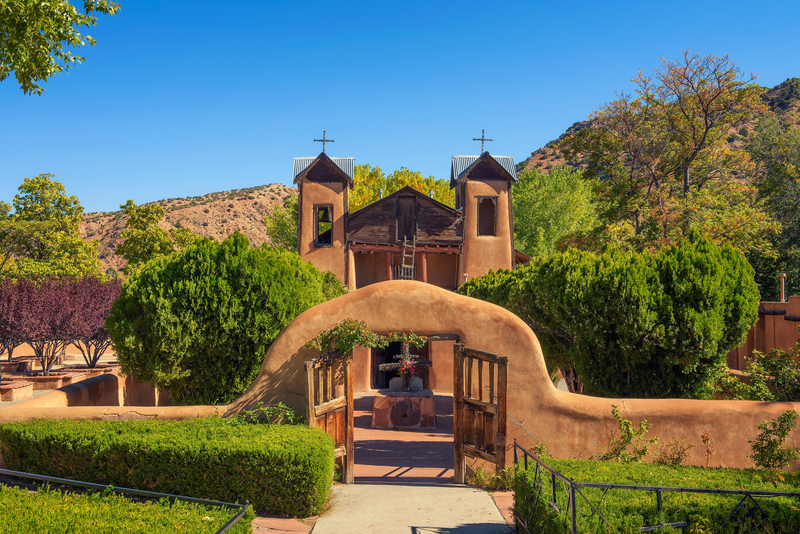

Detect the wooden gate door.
[
  {"left": 453, "top": 343, "right": 508, "bottom": 484},
  {"left": 305, "top": 350, "right": 354, "bottom": 484}
]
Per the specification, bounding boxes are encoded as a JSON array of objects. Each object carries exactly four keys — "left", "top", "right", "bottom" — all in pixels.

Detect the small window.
[
  {"left": 315, "top": 205, "right": 333, "bottom": 247},
  {"left": 477, "top": 197, "right": 497, "bottom": 236}
]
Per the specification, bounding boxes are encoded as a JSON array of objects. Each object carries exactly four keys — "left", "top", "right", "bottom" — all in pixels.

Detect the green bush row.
[
  {"left": 514, "top": 458, "right": 800, "bottom": 533},
  {"left": 0, "top": 484, "right": 254, "bottom": 533},
  {"left": 0, "top": 417, "right": 334, "bottom": 517}
]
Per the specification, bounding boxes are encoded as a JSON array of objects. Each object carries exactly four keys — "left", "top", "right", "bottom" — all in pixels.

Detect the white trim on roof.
[
  {"left": 450, "top": 154, "right": 517, "bottom": 184},
  {"left": 293, "top": 157, "right": 355, "bottom": 181}
]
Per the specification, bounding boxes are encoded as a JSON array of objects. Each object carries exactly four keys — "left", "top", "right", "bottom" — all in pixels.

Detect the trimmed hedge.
[
  {"left": 515, "top": 458, "right": 800, "bottom": 533},
  {"left": 0, "top": 484, "right": 254, "bottom": 533},
  {"left": 0, "top": 417, "right": 334, "bottom": 517}
]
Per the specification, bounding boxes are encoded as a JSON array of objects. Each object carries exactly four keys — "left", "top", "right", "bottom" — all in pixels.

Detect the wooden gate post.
[
  {"left": 344, "top": 353, "right": 355, "bottom": 484},
  {"left": 496, "top": 356, "right": 508, "bottom": 469},
  {"left": 453, "top": 343, "right": 465, "bottom": 484}
]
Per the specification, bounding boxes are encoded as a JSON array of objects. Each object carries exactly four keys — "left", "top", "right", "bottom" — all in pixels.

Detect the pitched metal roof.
[
  {"left": 450, "top": 154, "right": 517, "bottom": 185},
  {"left": 293, "top": 156, "right": 355, "bottom": 182}
]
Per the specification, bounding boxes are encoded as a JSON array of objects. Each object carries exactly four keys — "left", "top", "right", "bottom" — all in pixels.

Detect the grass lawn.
[{"left": 0, "top": 484, "right": 253, "bottom": 534}]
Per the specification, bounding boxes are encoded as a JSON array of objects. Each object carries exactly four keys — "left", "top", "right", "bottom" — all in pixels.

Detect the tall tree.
[
  {"left": 0, "top": 0, "right": 120, "bottom": 95},
  {"left": 745, "top": 114, "right": 800, "bottom": 300},
  {"left": 512, "top": 166, "right": 597, "bottom": 257},
  {"left": 115, "top": 200, "right": 199, "bottom": 274},
  {"left": 562, "top": 52, "right": 773, "bottom": 254},
  {"left": 263, "top": 193, "right": 298, "bottom": 252},
  {"left": 459, "top": 233, "right": 760, "bottom": 399},
  {"left": 0, "top": 173, "right": 100, "bottom": 279}
]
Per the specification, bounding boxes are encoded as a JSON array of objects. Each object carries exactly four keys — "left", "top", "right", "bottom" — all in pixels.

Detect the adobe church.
[{"left": 293, "top": 150, "right": 529, "bottom": 292}]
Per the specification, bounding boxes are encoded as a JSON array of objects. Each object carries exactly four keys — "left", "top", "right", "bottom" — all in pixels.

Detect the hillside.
[
  {"left": 81, "top": 183, "right": 297, "bottom": 274},
  {"left": 515, "top": 78, "right": 800, "bottom": 174}
]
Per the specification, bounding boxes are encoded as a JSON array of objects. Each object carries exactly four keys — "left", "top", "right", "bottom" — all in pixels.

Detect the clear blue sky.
[{"left": 3, "top": 0, "right": 800, "bottom": 213}]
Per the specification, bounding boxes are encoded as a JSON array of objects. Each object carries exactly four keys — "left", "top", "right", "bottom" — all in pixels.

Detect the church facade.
[{"left": 293, "top": 151, "right": 529, "bottom": 292}]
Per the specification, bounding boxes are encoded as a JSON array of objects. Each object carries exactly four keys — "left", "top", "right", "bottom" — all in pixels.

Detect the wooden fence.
[{"left": 726, "top": 295, "right": 800, "bottom": 370}]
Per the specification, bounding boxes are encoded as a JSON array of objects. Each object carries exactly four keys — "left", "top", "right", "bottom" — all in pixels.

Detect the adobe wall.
[
  {"left": 230, "top": 280, "right": 800, "bottom": 469},
  {"left": 0, "top": 370, "right": 208, "bottom": 423}
]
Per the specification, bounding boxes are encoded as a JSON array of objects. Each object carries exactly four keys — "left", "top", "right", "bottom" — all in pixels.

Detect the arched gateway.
[{"left": 230, "top": 280, "right": 800, "bottom": 482}]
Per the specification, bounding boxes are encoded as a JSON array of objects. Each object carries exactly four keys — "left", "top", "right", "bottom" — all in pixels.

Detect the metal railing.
[
  {"left": 513, "top": 439, "right": 800, "bottom": 534},
  {"left": 0, "top": 468, "right": 250, "bottom": 534}
]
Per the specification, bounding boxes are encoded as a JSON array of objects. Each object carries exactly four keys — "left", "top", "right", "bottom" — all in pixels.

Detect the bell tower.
[
  {"left": 451, "top": 152, "right": 517, "bottom": 286},
  {"left": 294, "top": 152, "right": 354, "bottom": 285}
]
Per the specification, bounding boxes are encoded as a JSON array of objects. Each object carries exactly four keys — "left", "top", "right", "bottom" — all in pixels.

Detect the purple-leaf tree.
[
  {"left": 14, "top": 277, "right": 82, "bottom": 376},
  {"left": 69, "top": 278, "right": 121, "bottom": 368},
  {"left": 0, "top": 278, "right": 25, "bottom": 366}
]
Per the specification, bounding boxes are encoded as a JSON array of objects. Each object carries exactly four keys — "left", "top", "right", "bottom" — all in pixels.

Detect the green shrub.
[
  {"left": 0, "top": 417, "right": 334, "bottom": 517},
  {"left": 514, "top": 457, "right": 800, "bottom": 533},
  {"left": 107, "top": 233, "right": 340, "bottom": 405},
  {"left": 468, "top": 466, "right": 515, "bottom": 491},
  {"left": 749, "top": 410, "right": 800, "bottom": 470},
  {"left": 0, "top": 484, "right": 253, "bottom": 533},
  {"left": 652, "top": 438, "right": 694, "bottom": 466},
  {"left": 595, "top": 405, "right": 657, "bottom": 463},
  {"left": 715, "top": 341, "right": 800, "bottom": 402},
  {"left": 459, "top": 233, "right": 759, "bottom": 399}
]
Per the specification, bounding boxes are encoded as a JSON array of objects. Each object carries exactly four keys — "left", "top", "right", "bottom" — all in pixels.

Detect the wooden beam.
[
  {"left": 421, "top": 253, "right": 428, "bottom": 283},
  {"left": 314, "top": 395, "right": 346, "bottom": 417},
  {"left": 497, "top": 356, "right": 508, "bottom": 471},
  {"left": 425, "top": 334, "right": 460, "bottom": 341},
  {"left": 464, "top": 397, "right": 498, "bottom": 415},
  {"left": 349, "top": 243, "right": 461, "bottom": 254},
  {"left": 345, "top": 353, "right": 355, "bottom": 484},
  {"left": 304, "top": 361, "right": 316, "bottom": 429},
  {"left": 453, "top": 344, "right": 465, "bottom": 484},
  {"left": 463, "top": 347, "right": 502, "bottom": 365},
  {"left": 387, "top": 251, "right": 393, "bottom": 281},
  {"left": 464, "top": 444, "right": 498, "bottom": 464}
]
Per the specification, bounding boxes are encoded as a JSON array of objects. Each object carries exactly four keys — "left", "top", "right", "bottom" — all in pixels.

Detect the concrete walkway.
[
  {"left": 312, "top": 483, "right": 511, "bottom": 533},
  {"left": 256, "top": 392, "right": 513, "bottom": 533}
]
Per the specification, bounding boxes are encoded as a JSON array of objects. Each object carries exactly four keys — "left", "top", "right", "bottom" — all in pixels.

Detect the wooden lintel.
[
  {"left": 315, "top": 395, "right": 346, "bottom": 417},
  {"left": 349, "top": 243, "right": 461, "bottom": 255},
  {"left": 425, "top": 334, "right": 460, "bottom": 341}
]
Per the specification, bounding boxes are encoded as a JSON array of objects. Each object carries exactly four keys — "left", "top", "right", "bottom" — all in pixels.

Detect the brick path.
[{"left": 353, "top": 391, "right": 455, "bottom": 484}]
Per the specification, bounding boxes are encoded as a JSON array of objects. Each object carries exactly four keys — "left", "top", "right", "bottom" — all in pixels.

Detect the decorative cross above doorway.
[
  {"left": 314, "top": 130, "right": 335, "bottom": 153},
  {"left": 473, "top": 129, "right": 493, "bottom": 154}
]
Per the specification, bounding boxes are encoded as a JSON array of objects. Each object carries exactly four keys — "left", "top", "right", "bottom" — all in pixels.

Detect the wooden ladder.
[{"left": 399, "top": 236, "right": 416, "bottom": 280}]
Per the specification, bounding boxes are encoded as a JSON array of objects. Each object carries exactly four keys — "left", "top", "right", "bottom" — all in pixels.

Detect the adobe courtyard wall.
[
  {"left": 2, "top": 280, "right": 798, "bottom": 470},
  {"left": 0, "top": 370, "right": 216, "bottom": 423},
  {"left": 230, "top": 280, "right": 800, "bottom": 470}
]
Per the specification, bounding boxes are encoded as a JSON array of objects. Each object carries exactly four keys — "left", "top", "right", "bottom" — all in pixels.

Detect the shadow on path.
[{"left": 353, "top": 392, "right": 454, "bottom": 485}]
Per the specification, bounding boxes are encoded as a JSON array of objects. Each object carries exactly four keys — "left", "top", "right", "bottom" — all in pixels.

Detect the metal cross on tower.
[
  {"left": 314, "top": 130, "right": 335, "bottom": 153},
  {"left": 473, "top": 129, "right": 493, "bottom": 154}
]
